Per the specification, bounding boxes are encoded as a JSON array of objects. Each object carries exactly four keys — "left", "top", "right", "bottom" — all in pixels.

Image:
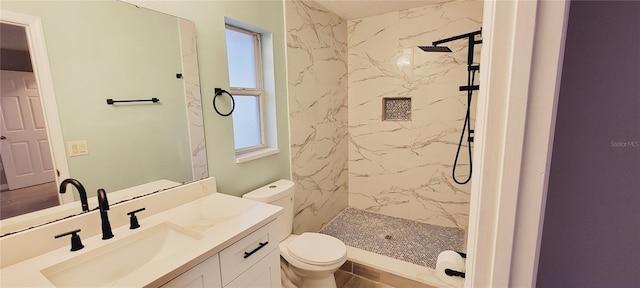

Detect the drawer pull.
[{"left": 243, "top": 241, "right": 269, "bottom": 259}]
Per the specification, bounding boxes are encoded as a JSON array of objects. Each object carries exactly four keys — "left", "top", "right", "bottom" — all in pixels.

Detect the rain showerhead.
[{"left": 418, "top": 45, "right": 452, "bottom": 52}]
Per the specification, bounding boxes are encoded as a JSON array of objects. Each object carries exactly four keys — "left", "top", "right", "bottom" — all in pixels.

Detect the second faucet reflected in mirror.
[{"left": 59, "top": 178, "right": 88, "bottom": 212}]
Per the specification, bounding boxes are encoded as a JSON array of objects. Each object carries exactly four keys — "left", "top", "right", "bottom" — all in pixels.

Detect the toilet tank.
[{"left": 242, "top": 179, "right": 294, "bottom": 242}]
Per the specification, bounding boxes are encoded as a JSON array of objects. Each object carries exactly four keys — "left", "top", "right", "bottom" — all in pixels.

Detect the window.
[{"left": 225, "top": 25, "right": 265, "bottom": 153}]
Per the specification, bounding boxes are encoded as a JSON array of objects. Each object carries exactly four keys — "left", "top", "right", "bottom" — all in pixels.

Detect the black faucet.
[
  {"left": 97, "top": 189, "right": 114, "bottom": 240},
  {"left": 59, "top": 178, "right": 89, "bottom": 212}
]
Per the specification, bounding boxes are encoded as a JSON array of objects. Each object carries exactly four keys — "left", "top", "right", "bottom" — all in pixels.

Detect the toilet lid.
[{"left": 287, "top": 233, "right": 346, "bottom": 265}]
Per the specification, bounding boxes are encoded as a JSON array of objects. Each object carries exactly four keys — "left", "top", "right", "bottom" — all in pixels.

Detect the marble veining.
[
  {"left": 348, "top": 1, "right": 482, "bottom": 229},
  {"left": 178, "top": 19, "right": 208, "bottom": 180},
  {"left": 286, "top": 0, "right": 349, "bottom": 234}
]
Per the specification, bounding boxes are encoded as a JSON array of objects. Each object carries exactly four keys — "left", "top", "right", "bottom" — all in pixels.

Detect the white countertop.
[{"left": 0, "top": 186, "right": 282, "bottom": 287}]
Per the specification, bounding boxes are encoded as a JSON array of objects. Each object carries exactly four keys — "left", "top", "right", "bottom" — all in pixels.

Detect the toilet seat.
[{"left": 286, "top": 233, "right": 347, "bottom": 266}]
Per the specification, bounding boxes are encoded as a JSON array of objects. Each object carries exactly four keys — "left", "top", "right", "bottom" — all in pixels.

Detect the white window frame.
[{"left": 226, "top": 24, "right": 267, "bottom": 155}]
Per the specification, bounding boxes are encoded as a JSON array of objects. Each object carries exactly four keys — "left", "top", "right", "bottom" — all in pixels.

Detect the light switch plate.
[{"left": 67, "top": 140, "right": 88, "bottom": 157}]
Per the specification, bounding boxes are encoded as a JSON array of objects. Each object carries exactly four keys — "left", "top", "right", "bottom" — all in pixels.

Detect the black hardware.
[
  {"left": 456, "top": 251, "right": 467, "bottom": 258},
  {"left": 0, "top": 136, "right": 6, "bottom": 140},
  {"left": 127, "top": 207, "right": 146, "bottom": 229},
  {"left": 176, "top": 73, "right": 183, "bottom": 79},
  {"left": 445, "top": 268, "right": 466, "bottom": 278},
  {"left": 418, "top": 45, "right": 452, "bottom": 52},
  {"left": 243, "top": 241, "right": 269, "bottom": 259},
  {"left": 106, "top": 98, "right": 160, "bottom": 105},
  {"left": 452, "top": 69, "right": 476, "bottom": 185},
  {"left": 432, "top": 30, "right": 482, "bottom": 48},
  {"left": 55, "top": 229, "right": 84, "bottom": 251},
  {"left": 420, "top": 28, "right": 482, "bottom": 185},
  {"left": 213, "top": 88, "right": 235, "bottom": 117},
  {"left": 97, "top": 189, "right": 114, "bottom": 240},
  {"left": 459, "top": 85, "right": 480, "bottom": 92},
  {"left": 59, "top": 178, "right": 89, "bottom": 212}
]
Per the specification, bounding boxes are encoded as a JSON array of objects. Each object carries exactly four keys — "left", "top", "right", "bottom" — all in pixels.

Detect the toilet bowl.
[
  {"left": 242, "top": 180, "right": 347, "bottom": 288},
  {"left": 279, "top": 233, "right": 347, "bottom": 288}
]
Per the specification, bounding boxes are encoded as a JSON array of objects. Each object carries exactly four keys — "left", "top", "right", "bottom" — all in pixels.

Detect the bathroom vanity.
[{"left": 0, "top": 177, "right": 283, "bottom": 287}]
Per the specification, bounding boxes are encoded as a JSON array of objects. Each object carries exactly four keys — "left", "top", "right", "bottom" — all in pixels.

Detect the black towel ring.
[{"left": 213, "top": 88, "right": 235, "bottom": 117}]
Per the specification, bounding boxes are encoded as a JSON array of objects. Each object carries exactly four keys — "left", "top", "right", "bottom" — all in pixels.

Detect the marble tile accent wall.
[
  {"left": 347, "top": 1, "right": 483, "bottom": 229},
  {"left": 285, "top": 0, "right": 349, "bottom": 233},
  {"left": 178, "top": 19, "right": 208, "bottom": 180}
]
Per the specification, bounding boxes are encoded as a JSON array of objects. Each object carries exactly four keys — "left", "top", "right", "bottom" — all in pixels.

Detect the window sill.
[{"left": 235, "top": 147, "right": 280, "bottom": 164}]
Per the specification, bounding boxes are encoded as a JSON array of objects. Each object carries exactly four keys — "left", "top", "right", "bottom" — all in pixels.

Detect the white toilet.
[{"left": 243, "top": 179, "right": 347, "bottom": 288}]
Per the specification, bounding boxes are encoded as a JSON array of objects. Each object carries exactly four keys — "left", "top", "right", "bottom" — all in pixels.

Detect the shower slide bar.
[{"left": 419, "top": 28, "right": 483, "bottom": 185}]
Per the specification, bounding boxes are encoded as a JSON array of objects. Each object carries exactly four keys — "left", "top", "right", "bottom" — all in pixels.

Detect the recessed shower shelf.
[{"left": 383, "top": 98, "right": 411, "bottom": 121}]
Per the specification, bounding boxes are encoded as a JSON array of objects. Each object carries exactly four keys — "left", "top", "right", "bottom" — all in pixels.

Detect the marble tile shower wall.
[
  {"left": 347, "top": 1, "right": 483, "bottom": 230},
  {"left": 285, "top": 0, "right": 349, "bottom": 233}
]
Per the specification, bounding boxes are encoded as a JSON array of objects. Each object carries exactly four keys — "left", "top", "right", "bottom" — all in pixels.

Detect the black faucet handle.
[
  {"left": 127, "top": 208, "right": 146, "bottom": 229},
  {"left": 54, "top": 229, "right": 84, "bottom": 251}
]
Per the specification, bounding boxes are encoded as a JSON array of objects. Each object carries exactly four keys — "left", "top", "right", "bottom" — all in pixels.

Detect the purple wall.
[{"left": 536, "top": 1, "right": 640, "bottom": 287}]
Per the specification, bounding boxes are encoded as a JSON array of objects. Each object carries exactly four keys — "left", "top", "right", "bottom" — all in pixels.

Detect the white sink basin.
[{"left": 41, "top": 222, "right": 204, "bottom": 287}]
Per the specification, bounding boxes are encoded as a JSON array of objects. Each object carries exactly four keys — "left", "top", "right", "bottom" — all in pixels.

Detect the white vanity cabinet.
[
  {"left": 225, "top": 249, "right": 280, "bottom": 288},
  {"left": 161, "top": 254, "right": 222, "bottom": 288},
  {"left": 162, "top": 220, "right": 280, "bottom": 288}
]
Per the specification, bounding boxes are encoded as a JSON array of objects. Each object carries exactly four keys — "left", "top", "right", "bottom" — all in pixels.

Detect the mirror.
[{"left": 0, "top": 1, "right": 206, "bottom": 235}]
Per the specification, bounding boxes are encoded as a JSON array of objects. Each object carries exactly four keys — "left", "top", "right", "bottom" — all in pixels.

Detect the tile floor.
[
  {"left": 337, "top": 270, "right": 393, "bottom": 288},
  {"left": 336, "top": 260, "right": 438, "bottom": 288},
  {"left": 1, "top": 181, "right": 58, "bottom": 220},
  {"left": 321, "top": 208, "right": 465, "bottom": 268}
]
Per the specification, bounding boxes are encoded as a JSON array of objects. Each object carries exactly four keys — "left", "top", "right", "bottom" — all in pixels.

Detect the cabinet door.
[
  {"left": 162, "top": 254, "right": 222, "bottom": 288},
  {"left": 225, "top": 249, "right": 280, "bottom": 288},
  {"left": 220, "top": 221, "right": 279, "bottom": 285}
]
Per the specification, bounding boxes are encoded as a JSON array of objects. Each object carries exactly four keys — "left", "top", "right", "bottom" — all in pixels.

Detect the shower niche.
[{"left": 382, "top": 97, "right": 411, "bottom": 121}]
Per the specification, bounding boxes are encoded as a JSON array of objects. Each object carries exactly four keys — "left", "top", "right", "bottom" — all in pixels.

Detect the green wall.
[
  {"left": 4, "top": 0, "right": 292, "bottom": 197},
  {"left": 3, "top": 1, "right": 192, "bottom": 196},
  {"left": 128, "top": 1, "right": 292, "bottom": 196}
]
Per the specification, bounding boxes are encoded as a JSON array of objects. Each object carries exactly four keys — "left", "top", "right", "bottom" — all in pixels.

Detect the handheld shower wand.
[{"left": 419, "top": 29, "right": 482, "bottom": 185}]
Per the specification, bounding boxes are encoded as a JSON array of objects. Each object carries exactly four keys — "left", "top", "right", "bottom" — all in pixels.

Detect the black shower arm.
[{"left": 432, "top": 29, "right": 482, "bottom": 46}]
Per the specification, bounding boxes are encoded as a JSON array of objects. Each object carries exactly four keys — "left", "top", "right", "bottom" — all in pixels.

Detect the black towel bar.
[{"left": 106, "top": 98, "right": 160, "bottom": 105}]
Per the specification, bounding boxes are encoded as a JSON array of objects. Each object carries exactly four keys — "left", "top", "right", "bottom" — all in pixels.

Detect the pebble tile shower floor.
[{"left": 320, "top": 208, "right": 465, "bottom": 269}]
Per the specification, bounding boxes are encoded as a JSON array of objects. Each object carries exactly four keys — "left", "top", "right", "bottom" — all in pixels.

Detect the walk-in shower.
[{"left": 419, "top": 29, "right": 482, "bottom": 184}]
